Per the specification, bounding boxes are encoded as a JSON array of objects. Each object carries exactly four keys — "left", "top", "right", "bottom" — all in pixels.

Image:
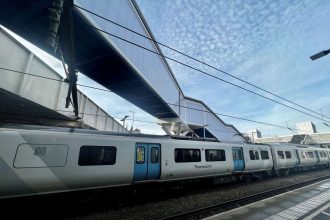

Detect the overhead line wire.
[
  {"left": 0, "top": 66, "right": 300, "bottom": 130},
  {"left": 73, "top": 4, "right": 330, "bottom": 120},
  {"left": 0, "top": 67, "right": 113, "bottom": 92},
  {"left": 70, "top": 18, "right": 330, "bottom": 124},
  {"left": 56, "top": 109, "right": 244, "bottom": 134}
]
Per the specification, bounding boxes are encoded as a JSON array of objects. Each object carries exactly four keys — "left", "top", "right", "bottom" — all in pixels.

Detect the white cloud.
[
  {"left": 5, "top": 0, "right": 330, "bottom": 138},
  {"left": 137, "top": 0, "right": 330, "bottom": 136}
]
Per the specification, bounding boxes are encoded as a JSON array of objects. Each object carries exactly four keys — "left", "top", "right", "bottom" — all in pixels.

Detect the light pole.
[
  {"left": 129, "top": 111, "right": 135, "bottom": 132},
  {"left": 251, "top": 131, "right": 256, "bottom": 143},
  {"left": 310, "top": 49, "right": 330, "bottom": 60},
  {"left": 120, "top": 115, "right": 129, "bottom": 128},
  {"left": 203, "top": 124, "right": 208, "bottom": 139}
]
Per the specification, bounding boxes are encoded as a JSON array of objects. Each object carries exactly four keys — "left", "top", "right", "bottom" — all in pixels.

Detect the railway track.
[
  {"left": 160, "top": 174, "right": 330, "bottom": 220},
  {"left": 1, "top": 170, "right": 330, "bottom": 220}
]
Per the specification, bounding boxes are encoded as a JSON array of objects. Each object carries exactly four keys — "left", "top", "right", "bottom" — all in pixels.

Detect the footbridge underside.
[{"left": 0, "top": 0, "right": 244, "bottom": 142}]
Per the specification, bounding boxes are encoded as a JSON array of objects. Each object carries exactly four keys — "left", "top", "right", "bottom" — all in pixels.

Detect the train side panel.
[
  {"left": 315, "top": 149, "right": 329, "bottom": 165},
  {"left": 0, "top": 129, "right": 135, "bottom": 198},
  {"left": 270, "top": 145, "right": 297, "bottom": 170},
  {"left": 242, "top": 144, "right": 273, "bottom": 172},
  {"left": 1, "top": 126, "right": 329, "bottom": 199},
  {"left": 298, "top": 148, "right": 318, "bottom": 167},
  {"left": 0, "top": 130, "right": 37, "bottom": 198},
  {"left": 160, "top": 141, "right": 234, "bottom": 181}
]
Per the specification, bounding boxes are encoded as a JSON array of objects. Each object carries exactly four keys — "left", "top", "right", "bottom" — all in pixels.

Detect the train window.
[
  {"left": 277, "top": 151, "right": 284, "bottom": 159},
  {"left": 206, "top": 149, "right": 226, "bottom": 161},
  {"left": 232, "top": 149, "right": 237, "bottom": 160},
  {"left": 151, "top": 147, "right": 159, "bottom": 163},
  {"left": 249, "top": 150, "right": 259, "bottom": 160},
  {"left": 307, "top": 152, "right": 314, "bottom": 158},
  {"left": 175, "top": 148, "right": 201, "bottom": 163},
  {"left": 285, "top": 151, "right": 292, "bottom": 159},
  {"left": 321, "top": 151, "right": 327, "bottom": 157},
  {"left": 301, "top": 151, "right": 306, "bottom": 158},
  {"left": 136, "top": 147, "right": 145, "bottom": 164},
  {"left": 78, "top": 146, "right": 116, "bottom": 166},
  {"left": 260, "top": 150, "right": 269, "bottom": 160},
  {"left": 238, "top": 149, "right": 243, "bottom": 160}
]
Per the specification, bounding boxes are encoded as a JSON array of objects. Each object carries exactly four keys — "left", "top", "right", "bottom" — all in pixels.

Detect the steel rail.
[{"left": 160, "top": 174, "right": 330, "bottom": 220}]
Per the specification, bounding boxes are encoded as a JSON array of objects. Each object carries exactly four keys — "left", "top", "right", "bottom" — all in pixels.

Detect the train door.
[
  {"left": 315, "top": 151, "right": 320, "bottom": 163},
  {"left": 133, "top": 143, "right": 161, "bottom": 182},
  {"left": 294, "top": 149, "right": 300, "bottom": 165},
  {"left": 232, "top": 147, "right": 245, "bottom": 171}
]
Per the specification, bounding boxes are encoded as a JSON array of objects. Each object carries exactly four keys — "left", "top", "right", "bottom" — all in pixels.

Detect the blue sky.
[
  {"left": 135, "top": 0, "right": 330, "bottom": 136},
  {"left": 9, "top": 0, "right": 330, "bottom": 137}
]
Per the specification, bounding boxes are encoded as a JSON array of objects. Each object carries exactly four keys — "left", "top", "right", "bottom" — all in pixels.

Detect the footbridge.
[
  {"left": 0, "top": 27, "right": 127, "bottom": 132},
  {"left": 0, "top": 0, "right": 244, "bottom": 142}
]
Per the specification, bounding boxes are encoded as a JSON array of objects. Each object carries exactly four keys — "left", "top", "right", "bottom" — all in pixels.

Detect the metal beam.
[{"left": 60, "top": 0, "right": 79, "bottom": 118}]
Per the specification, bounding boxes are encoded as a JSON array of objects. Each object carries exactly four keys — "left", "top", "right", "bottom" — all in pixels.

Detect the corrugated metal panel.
[
  {"left": 75, "top": 0, "right": 180, "bottom": 115},
  {"left": 0, "top": 31, "right": 30, "bottom": 93},
  {"left": 22, "top": 57, "right": 63, "bottom": 108},
  {"left": 185, "top": 100, "right": 204, "bottom": 125},
  {"left": 0, "top": 27, "right": 126, "bottom": 132},
  {"left": 113, "top": 121, "right": 119, "bottom": 132},
  {"left": 179, "top": 93, "right": 186, "bottom": 121},
  {"left": 205, "top": 112, "right": 243, "bottom": 142}
]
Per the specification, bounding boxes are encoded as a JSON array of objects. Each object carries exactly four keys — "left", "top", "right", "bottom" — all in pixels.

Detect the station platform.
[{"left": 204, "top": 179, "right": 330, "bottom": 220}]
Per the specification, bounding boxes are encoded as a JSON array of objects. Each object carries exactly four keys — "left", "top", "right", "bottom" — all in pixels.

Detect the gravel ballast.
[{"left": 66, "top": 169, "right": 330, "bottom": 220}]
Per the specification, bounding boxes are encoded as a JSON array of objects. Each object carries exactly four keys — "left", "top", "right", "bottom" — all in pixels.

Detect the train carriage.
[
  {"left": 297, "top": 148, "right": 319, "bottom": 169},
  {"left": 312, "top": 147, "right": 329, "bottom": 167},
  {"left": 269, "top": 144, "right": 297, "bottom": 175},
  {"left": 235, "top": 144, "right": 273, "bottom": 176},
  {"left": 0, "top": 124, "right": 329, "bottom": 199},
  {"left": 160, "top": 141, "right": 234, "bottom": 181}
]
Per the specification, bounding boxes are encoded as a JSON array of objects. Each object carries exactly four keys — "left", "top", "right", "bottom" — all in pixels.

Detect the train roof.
[
  {"left": 0, "top": 123, "right": 259, "bottom": 145},
  {"left": 3, "top": 124, "right": 327, "bottom": 151},
  {"left": 0, "top": 123, "right": 170, "bottom": 138}
]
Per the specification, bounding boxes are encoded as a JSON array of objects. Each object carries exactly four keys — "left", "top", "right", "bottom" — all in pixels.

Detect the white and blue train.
[{"left": 0, "top": 124, "right": 329, "bottom": 199}]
